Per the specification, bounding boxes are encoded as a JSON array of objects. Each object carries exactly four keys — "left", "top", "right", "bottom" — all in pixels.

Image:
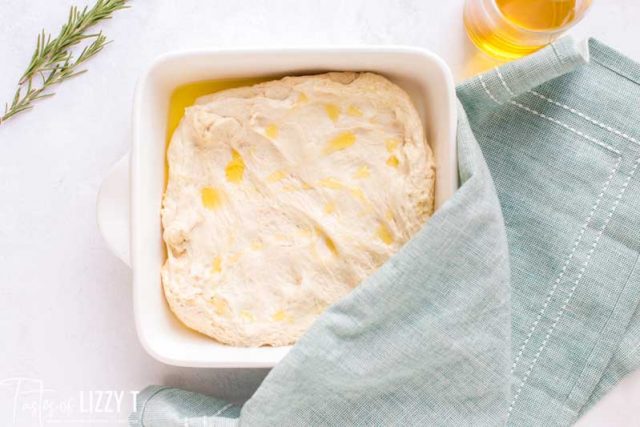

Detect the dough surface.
[{"left": 161, "top": 72, "right": 435, "bottom": 346}]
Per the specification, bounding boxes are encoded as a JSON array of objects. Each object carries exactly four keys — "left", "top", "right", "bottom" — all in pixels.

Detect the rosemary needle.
[{"left": 1, "top": 0, "right": 129, "bottom": 126}]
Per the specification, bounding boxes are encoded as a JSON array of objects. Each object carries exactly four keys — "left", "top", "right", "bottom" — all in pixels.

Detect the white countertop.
[{"left": 1, "top": 1, "right": 639, "bottom": 425}]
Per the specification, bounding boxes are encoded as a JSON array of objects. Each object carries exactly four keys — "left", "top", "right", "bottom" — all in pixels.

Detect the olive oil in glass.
[{"left": 464, "top": 0, "right": 592, "bottom": 60}]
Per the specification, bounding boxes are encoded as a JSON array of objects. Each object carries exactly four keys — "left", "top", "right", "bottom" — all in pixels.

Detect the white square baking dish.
[{"left": 97, "top": 47, "right": 457, "bottom": 367}]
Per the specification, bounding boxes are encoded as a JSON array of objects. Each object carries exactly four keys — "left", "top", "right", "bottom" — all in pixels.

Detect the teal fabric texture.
[
  {"left": 129, "top": 38, "right": 640, "bottom": 426},
  {"left": 458, "top": 38, "right": 640, "bottom": 425}
]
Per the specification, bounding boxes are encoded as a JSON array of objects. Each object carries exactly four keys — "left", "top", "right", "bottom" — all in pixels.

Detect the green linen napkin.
[
  {"left": 130, "top": 38, "right": 640, "bottom": 426},
  {"left": 459, "top": 38, "right": 640, "bottom": 425}
]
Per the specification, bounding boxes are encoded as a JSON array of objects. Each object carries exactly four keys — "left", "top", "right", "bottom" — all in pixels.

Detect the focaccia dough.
[{"left": 161, "top": 72, "right": 435, "bottom": 346}]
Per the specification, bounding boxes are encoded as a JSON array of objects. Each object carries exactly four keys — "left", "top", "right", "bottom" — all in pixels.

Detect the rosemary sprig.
[{"left": 1, "top": 0, "right": 129, "bottom": 126}]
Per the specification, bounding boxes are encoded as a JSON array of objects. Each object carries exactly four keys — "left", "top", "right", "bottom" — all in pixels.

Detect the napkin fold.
[
  {"left": 458, "top": 37, "right": 640, "bottom": 425},
  {"left": 130, "top": 37, "right": 640, "bottom": 426}
]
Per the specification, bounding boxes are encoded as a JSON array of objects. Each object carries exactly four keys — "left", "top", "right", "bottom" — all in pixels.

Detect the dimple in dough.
[{"left": 161, "top": 72, "right": 435, "bottom": 347}]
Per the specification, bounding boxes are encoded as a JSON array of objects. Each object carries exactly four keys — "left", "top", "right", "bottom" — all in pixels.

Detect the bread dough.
[{"left": 161, "top": 72, "right": 435, "bottom": 346}]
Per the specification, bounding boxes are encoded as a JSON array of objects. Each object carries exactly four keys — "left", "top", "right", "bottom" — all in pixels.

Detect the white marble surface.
[{"left": 1, "top": 1, "right": 639, "bottom": 425}]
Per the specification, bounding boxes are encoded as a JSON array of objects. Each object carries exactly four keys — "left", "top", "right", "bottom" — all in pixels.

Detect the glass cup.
[{"left": 464, "top": 0, "right": 593, "bottom": 60}]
